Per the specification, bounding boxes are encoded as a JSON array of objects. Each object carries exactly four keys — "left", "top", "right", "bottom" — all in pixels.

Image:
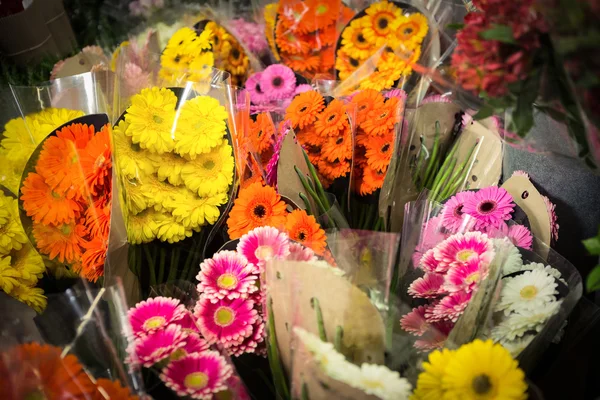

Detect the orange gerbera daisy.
[
  {"left": 320, "top": 47, "right": 335, "bottom": 70},
  {"left": 85, "top": 196, "right": 111, "bottom": 238},
  {"left": 306, "top": 0, "right": 341, "bottom": 31},
  {"left": 296, "top": 126, "right": 325, "bottom": 147},
  {"left": 80, "top": 236, "right": 107, "bottom": 282},
  {"left": 227, "top": 182, "right": 288, "bottom": 239},
  {"left": 350, "top": 89, "right": 386, "bottom": 125},
  {"left": 285, "top": 209, "right": 327, "bottom": 254},
  {"left": 305, "top": 144, "right": 323, "bottom": 166},
  {"left": 95, "top": 378, "right": 139, "bottom": 400},
  {"left": 355, "top": 128, "right": 371, "bottom": 147},
  {"left": 56, "top": 122, "right": 95, "bottom": 149},
  {"left": 36, "top": 136, "right": 85, "bottom": 198},
  {"left": 277, "top": 0, "right": 313, "bottom": 34},
  {"left": 250, "top": 113, "right": 275, "bottom": 154},
  {"left": 313, "top": 24, "right": 337, "bottom": 48},
  {"left": 365, "top": 134, "right": 394, "bottom": 171},
  {"left": 33, "top": 220, "right": 86, "bottom": 263},
  {"left": 21, "top": 172, "right": 81, "bottom": 226},
  {"left": 281, "top": 53, "right": 321, "bottom": 73},
  {"left": 285, "top": 91, "right": 325, "bottom": 130},
  {"left": 240, "top": 173, "right": 265, "bottom": 190},
  {"left": 362, "top": 97, "right": 401, "bottom": 136},
  {"left": 321, "top": 248, "right": 338, "bottom": 266},
  {"left": 314, "top": 99, "right": 349, "bottom": 138},
  {"left": 0, "top": 343, "right": 95, "bottom": 400},
  {"left": 276, "top": 21, "right": 312, "bottom": 55},
  {"left": 80, "top": 125, "right": 112, "bottom": 196},
  {"left": 321, "top": 132, "right": 352, "bottom": 162},
  {"left": 340, "top": 5, "right": 355, "bottom": 26},
  {"left": 359, "top": 164, "right": 387, "bottom": 195},
  {"left": 317, "top": 158, "right": 350, "bottom": 180}
]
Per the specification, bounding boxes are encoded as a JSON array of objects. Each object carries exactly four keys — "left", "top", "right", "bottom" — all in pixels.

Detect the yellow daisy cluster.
[
  {"left": 159, "top": 27, "right": 215, "bottom": 84},
  {"left": 0, "top": 192, "right": 47, "bottom": 313},
  {"left": 0, "top": 108, "right": 85, "bottom": 195},
  {"left": 203, "top": 21, "right": 250, "bottom": 86},
  {"left": 114, "top": 87, "right": 234, "bottom": 245},
  {"left": 411, "top": 340, "right": 528, "bottom": 400},
  {"left": 335, "top": 0, "right": 428, "bottom": 91}
]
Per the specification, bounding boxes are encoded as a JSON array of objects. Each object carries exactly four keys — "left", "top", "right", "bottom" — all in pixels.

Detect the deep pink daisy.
[
  {"left": 194, "top": 297, "right": 259, "bottom": 347},
  {"left": 443, "top": 257, "right": 488, "bottom": 293},
  {"left": 128, "top": 297, "right": 186, "bottom": 337},
  {"left": 227, "top": 315, "right": 266, "bottom": 356},
  {"left": 160, "top": 351, "right": 234, "bottom": 399},
  {"left": 419, "top": 248, "right": 443, "bottom": 273},
  {"left": 197, "top": 250, "right": 259, "bottom": 302},
  {"left": 433, "top": 231, "right": 495, "bottom": 271},
  {"left": 173, "top": 311, "right": 201, "bottom": 335},
  {"left": 131, "top": 324, "right": 187, "bottom": 367},
  {"left": 441, "top": 191, "right": 475, "bottom": 232},
  {"left": 408, "top": 273, "right": 446, "bottom": 298},
  {"left": 508, "top": 224, "right": 533, "bottom": 250},
  {"left": 542, "top": 195, "right": 559, "bottom": 243},
  {"left": 414, "top": 320, "right": 453, "bottom": 351},
  {"left": 286, "top": 242, "right": 317, "bottom": 262},
  {"left": 171, "top": 333, "right": 211, "bottom": 361},
  {"left": 246, "top": 72, "right": 268, "bottom": 105},
  {"left": 260, "top": 64, "right": 296, "bottom": 100},
  {"left": 462, "top": 186, "right": 515, "bottom": 230},
  {"left": 237, "top": 226, "right": 290, "bottom": 272},
  {"left": 428, "top": 291, "right": 472, "bottom": 322},
  {"left": 400, "top": 305, "right": 430, "bottom": 336}
]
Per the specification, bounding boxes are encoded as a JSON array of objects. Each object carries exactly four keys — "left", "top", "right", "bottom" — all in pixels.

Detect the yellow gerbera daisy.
[
  {"left": 411, "top": 349, "right": 455, "bottom": 400},
  {"left": 442, "top": 340, "right": 528, "bottom": 400},
  {"left": 160, "top": 46, "right": 193, "bottom": 82},
  {"left": 164, "top": 190, "right": 227, "bottom": 229},
  {"left": 180, "top": 142, "right": 234, "bottom": 197},
  {"left": 123, "top": 177, "right": 154, "bottom": 215},
  {"left": 0, "top": 201, "right": 28, "bottom": 255},
  {"left": 1, "top": 116, "right": 37, "bottom": 164},
  {"left": 165, "top": 27, "right": 201, "bottom": 55},
  {"left": 206, "top": 21, "right": 231, "bottom": 61},
  {"left": 0, "top": 151, "right": 22, "bottom": 194},
  {"left": 152, "top": 152, "right": 187, "bottom": 186},
  {"left": 10, "top": 242, "right": 45, "bottom": 286},
  {"left": 113, "top": 119, "right": 157, "bottom": 180},
  {"left": 124, "top": 87, "right": 177, "bottom": 154},
  {"left": 32, "top": 108, "right": 85, "bottom": 140},
  {"left": 111, "top": 40, "right": 130, "bottom": 71},
  {"left": 188, "top": 51, "right": 216, "bottom": 83},
  {"left": 0, "top": 256, "right": 20, "bottom": 294},
  {"left": 156, "top": 217, "right": 193, "bottom": 244},
  {"left": 10, "top": 284, "right": 47, "bottom": 313},
  {"left": 362, "top": 0, "right": 403, "bottom": 48},
  {"left": 137, "top": 173, "right": 188, "bottom": 213},
  {"left": 340, "top": 17, "right": 376, "bottom": 60},
  {"left": 126, "top": 209, "right": 171, "bottom": 244},
  {"left": 392, "top": 12, "right": 429, "bottom": 50},
  {"left": 359, "top": 68, "right": 403, "bottom": 91},
  {"left": 174, "top": 95, "right": 227, "bottom": 158}
]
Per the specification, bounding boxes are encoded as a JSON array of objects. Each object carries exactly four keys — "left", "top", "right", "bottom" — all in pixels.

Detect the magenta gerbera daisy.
[
  {"left": 462, "top": 186, "right": 515, "bottom": 230},
  {"left": 227, "top": 315, "right": 266, "bottom": 356},
  {"left": 414, "top": 321, "right": 453, "bottom": 351},
  {"left": 408, "top": 273, "right": 445, "bottom": 298},
  {"left": 128, "top": 297, "right": 186, "bottom": 337},
  {"left": 418, "top": 248, "right": 442, "bottom": 273},
  {"left": 173, "top": 311, "right": 201, "bottom": 335},
  {"left": 508, "top": 224, "right": 533, "bottom": 250},
  {"left": 260, "top": 64, "right": 296, "bottom": 100},
  {"left": 286, "top": 242, "right": 317, "bottom": 262},
  {"left": 433, "top": 231, "right": 495, "bottom": 272},
  {"left": 400, "top": 305, "right": 430, "bottom": 336},
  {"left": 171, "top": 333, "right": 211, "bottom": 361},
  {"left": 441, "top": 191, "right": 475, "bottom": 232},
  {"left": 161, "top": 351, "right": 234, "bottom": 400},
  {"left": 237, "top": 226, "right": 290, "bottom": 272},
  {"left": 246, "top": 72, "right": 268, "bottom": 105},
  {"left": 194, "top": 297, "right": 259, "bottom": 347},
  {"left": 428, "top": 291, "right": 472, "bottom": 323},
  {"left": 131, "top": 324, "right": 187, "bottom": 367},
  {"left": 443, "top": 257, "right": 488, "bottom": 293},
  {"left": 542, "top": 195, "right": 559, "bottom": 243},
  {"left": 197, "top": 250, "right": 259, "bottom": 302}
]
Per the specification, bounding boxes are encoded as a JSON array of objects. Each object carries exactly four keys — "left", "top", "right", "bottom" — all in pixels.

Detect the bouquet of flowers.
[{"left": 245, "top": 64, "right": 312, "bottom": 113}]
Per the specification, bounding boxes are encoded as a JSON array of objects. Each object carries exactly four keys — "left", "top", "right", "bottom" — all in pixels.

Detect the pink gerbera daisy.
[
  {"left": 443, "top": 257, "right": 488, "bottom": 293},
  {"left": 260, "top": 64, "right": 296, "bottom": 100},
  {"left": 400, "top": 305, "right": 430, "bottom": 336},
  {"left": 286, "top": 242, "right": 317, "bottom": 262},
  {"left": 227, "top": 315, "right": 266, "bottom": 356},
  {"left": 508, "top": 224, "right": 533, "bottom": 250},
  {"left": 462, "top": 186, "right": 515, "bottom": 230},
  {"left": 161, "top": 351, "right": 233, "bottom": 399},
  {"left": 194, "top": 297, "right": 259, "bottom": 347},
  {"left": 428, "top": 291, "right": 472, "bottom": 322},
  {"left": 197, "top": 251, "right": 259, "bottom": 302},
  {"left": 414, "top": 320, "right": 453, "bottom": 351},
  {"left": 128, "top": 297, "right": 186, "bottom": 337},
  {"left": 246, "top": 72, "right": 268, "bottom": 105},
  {"left": 433, "top": 231, "right": 495, "bottom": 271},
  {"left": 385, "top": 89, "right": 407, "bottom": 101},
  {"left": 131, "top": 324, "right": 187, "bottom": 367},
  {"left": 237, "top": 226, "right": 290, "bottom": 272},
  {"left": 171, "top": 333, "right": 211, "bottom": 361},
  {"left": 408, "top": 273, "right": 446, "bottom": 298},
  {"left": 441, "top": 191, "right": 475, "bottom": 233},
  {"left": 542, "top": 195, "right": 559, "bottom": 243},
  {"left": 294, "top": 84, "right": 313, "bottom": 95},
  {"left": 420, "top": 216, "right": 448, "bottom": 250},
  {"left": 418, "top": 248, "right": 443, "bottom": 273},
  {"left": 173, "top": 311, "right": 201, "bottom": 335}
]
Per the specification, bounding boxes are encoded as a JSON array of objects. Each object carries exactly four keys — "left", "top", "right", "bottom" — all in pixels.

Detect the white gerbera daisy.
[
  {"left": 293, "top": 327, "right": 347, "bottom": 376},
  {"left": 492, "top": 301, "right": 561, "bottom": 341},
  {"left": 521, "top": 262, "right": 567, "bottom": 286},
  {"left": 500, "top": 335, "right": 535, "bottom": 357},
  {"left": 496, "top": 239, "right": 523, "bottom": 275},
  {"left": 496, "top": 269, "right": 558, "bottom": 315},
  {"left": 349, "top": 364, "right": 412, "bottom": 400}
]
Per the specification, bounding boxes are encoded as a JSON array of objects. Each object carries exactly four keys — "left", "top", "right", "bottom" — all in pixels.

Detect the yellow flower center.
[
  {"left": 143, "top": 316, "right": 166, "bottom": 330},
  {"left": 203, "top": 160, "right": 216, "bottom": 170},
  {"left": 184, "top": 372, "right": 209, "bottom": 389},
  {"left": 60, "top": 224, "right": 72, "bottom": 235},
  {"left": 465, "top": 272, "right": 480, "bottom": 284},
  {"left": 170, "top": 348, "right": 187, "bottom": 361},
  {"left": 217, "top": 273, "right": 238, "bottom": 289},
  {"left": 255, "top": 245, "right": 274, "bottom": 260},
  {"left": 520, "top": 285, "right": 538, "bottom": 300},
  {"left": 362, "top": 379, "right": 384, "bottom": 389},
  {"left": 153, "top": 115, "right": 163, "bottom": 124},
  {"left": 51, "top": 191, "right": 62, "bottom": 199},
  {"left": 456, "top": 250, "right": 475, "bottom": 262},
  {"left": 316, "top": 4, "right": 328, "bottom": 15},
  {"left": 214, "top": 306, "right": 235, "bottom": 326},
  {"left": 472, "top": 374, "right": 493, "bottom": 395}
]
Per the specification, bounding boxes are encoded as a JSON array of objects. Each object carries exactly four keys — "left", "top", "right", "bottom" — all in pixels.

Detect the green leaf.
[
  {"left": 586, "top": 265, "right": 600, "bottom": 292},
  {"left": 583, "top": 227, "right": 600, "bottom": 255},
  {"left": 479, "top": 24, "right": 517, "bottom": 44},
  {"left": 446, "top": 23, "right": 465, "bottom": 30},
  {"left": 473, "top": 105, "right": 495, "bottom": 120},
  {"left": 510, "top": 70, "right": 542, "bottom": 136}
]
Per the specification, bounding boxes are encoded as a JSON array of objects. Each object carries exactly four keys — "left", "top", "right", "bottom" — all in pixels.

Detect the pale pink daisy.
[
  {"left": 128, "top": 297, "right": 186, "bottom": 337},
  {"left": 443, "top": 257, "right": 488, "bottom": 293},
  {"left": 173, "top": 311, "right": 201, "bottom": 335},
  {"left": 419, "top": 248, "right": 444, "bottom": 273},
  {"left": 542, "top": 195, "right": 559, "bottom": 243},
  {"left": 197, "top": 250, "right": 259, "bottom": 302},
  {"left": 511, "top": 170, "right": 530, "bottom": 179},
  {"left": 428, "top": 291, "right": 472, "bottom": 322},
  {"left": 237, "top": 226, "right": 290, "bottom": 272},
  {"left": 414, "top": 321, "right": 453, "bottom": 351},
  {"left": 433, "top": 231, "right": 495, "bottom": 271},
  {"left": 160, "top": 351, "right": 234, "bottom": 400},
  {"left": 286, "top": 242, "right": 317, "bottom": 262},
  {"left": 194, "top": 297, "right": 259, "bottom": 347},
  {"left": 441, "top": 191, "right": 474, "bottom": 232},
  {"left": 400, "top": 305, "right": 430, "bottom": 336},
  {"left": 420, "top": 216, "right": 448, "bottom": 250},
  {"left": 508, "top": 225, "right": 533, "bottom": 250},
  {"left": 131, "top": 324, "right": 187, "bottom": 367},
  {"left": 171, "top": 333, "right": 211, "bottom": 361},
  {"left": 227, "top": 316, "right": 266, "bottom": 356},
  {"left": 408, "top": 273, "right": 445, "bottom": 298},
  {"left": 462, "top": 186, "right": 515, "bottom": 230}
]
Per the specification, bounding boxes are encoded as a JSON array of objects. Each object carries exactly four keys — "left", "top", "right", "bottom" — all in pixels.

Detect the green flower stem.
[
  {"left": 267, "top": 297, "right": 290, "bottom": 400},
  {"left": 422, "top": 121, "right": 441, "bottom": 188},
  {"left": 180, "top": 248, "right": 194, "bottom": 282},
  {"left": 412, "top": 139, "right": 427, "bottom": 186},
  {"left": 334, "top": 326, "right": 344, "bottom": 352},
  {"left": 303, "top": 151, "right": 331, "bottom": 210},
  {"left": 312, "top": 297, "right": 327, "bottom": 341},
  {"left": 295, "top": 167, "right": 328, "bottom": 218},
  {"left": 129, "top": 246, "right": 137, "bottom": 276},
  {"left": 167, "top": 249, "right": 179, "bottom": 283},
  {"left": 430, "top": 157, "right": 456, "bottom": 201},
  {"left": 431, "top": 140, "right": 459, "bottom": 191},
  {"left": 424, "top": 158, "right": 441, "bottom": 189},
  {"left": 439, "top": 143, "right": 477, "bottom": 200},
  {"left": 143, "top": 246, "right": 157, "bottom": 287},
  {"left": 373, "top": 217, "right": 383, "bottom": 232},
  {"left": 299, "top": 192, "right": 314, "bottom": 216},
  {"left": 363, "top": 203, "right": 376, "bottom": 230},
  {"left": 158, "top": 248, "right": 166, "bottom": 284}
]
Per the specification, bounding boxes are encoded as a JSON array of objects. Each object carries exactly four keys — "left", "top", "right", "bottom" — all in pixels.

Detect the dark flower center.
[
  {"left": 472, "top": 375, "right": 492, "bottom": 395},
  {"left": 350, "top": 58, "right": 359, "bottom": 67},
  {"left": 253, "top": 205, "right": 267, "bottom": 218},
  {"left": 179, "top": 40, "right": 184, "bottom": 45},
  {"left": 357, "top": 33, "right": 366, "bottom": 43},
  {"left": 327, "top": 114, "right": 337, "bottom": 122},
  {"left": 298, "top": 231, "right": 307, "bottom": 241},
  {"left": 478, "top": 201, "right": 496, "bottom": 214},
  {"left": 232, "top": 48, "right": 240, "bottom": 59},
  {"left": 214, "top": 36, "right": 220, "bottom": 45},
  {"left": 379, "top": 111, "right": 389, "bottom": 119},
  {"left": 336, "top": 137, "right": 344, "bottom": 145},
  {"left": 257, "top": 129, "right": 263, "bottom": 137},
  {"left": 454, "top": 205, "right": 464, "bottom": 217},
  {"left": 404, "top": 27, "right": 413, "bottom": 35},
  {"left": 300, "top": 105, "right": 308, "bottom": 112},
  {"left": 174, "top": 55, "right": 181, "bottom": 63},
  {"left": 255, "top": 83, "right": 263, "bottom": 93},
  {"left": 381, "top": 143, "right": 390, "bottom": 152},
  {"left": 272, "top": 77, "right": 283, "bottom": 87},
  {"left": 378, "top": 17, "right": 388, "bottom": 30}
]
